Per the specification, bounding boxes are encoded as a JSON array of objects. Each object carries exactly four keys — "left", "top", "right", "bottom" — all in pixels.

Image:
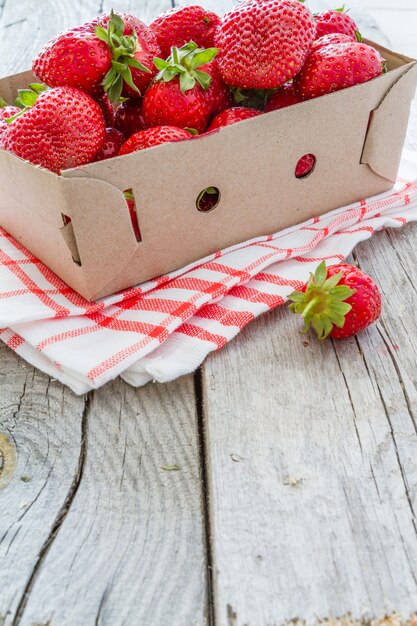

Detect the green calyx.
[
  {"left": 0, "top": 97, "right": 7, "bottom": 108},
  {"left": 96, "top": 10, "right": 151, "bottom": 102},
  {"left": 231, "top": 87, "right": 275, "bottom": 111},
  {"left": 153, "top": 41, "right": 218, "bottom": 94},
  {"left": 288, "top": 261, "right": 356, "bottom": 341},
  {"left": 5, "top": 83, "right": 47, "bottom": 123}
]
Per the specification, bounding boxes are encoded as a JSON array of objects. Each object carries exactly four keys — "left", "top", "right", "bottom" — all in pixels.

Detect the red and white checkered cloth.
[{"left": 1, "top": 149, "right": 417, "bottom": 394}]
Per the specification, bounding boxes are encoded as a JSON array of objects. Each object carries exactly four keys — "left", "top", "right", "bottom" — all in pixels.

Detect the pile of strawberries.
[{"left": 0, "top": 1, "right": 386, "bottom": 176}]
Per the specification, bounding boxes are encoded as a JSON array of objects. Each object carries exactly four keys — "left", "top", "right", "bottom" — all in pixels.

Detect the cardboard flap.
[
  {"left": 361, "top": 62, "right": 417, "bottom": 182},
  {"left": 60, "top": 176, "right": 138, "bottom": 298}
]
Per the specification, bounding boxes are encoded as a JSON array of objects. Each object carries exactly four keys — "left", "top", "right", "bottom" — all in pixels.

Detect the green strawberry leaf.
[
  {"left": 112, "top": 60, "right": 128, "bottom": 72},
  {"left": 0, "top": 97, "right": 7, "bottom": 107},
  {"left": 180, "top": 71, "right": 196, "bottom": 94},
  {"left": 188, "top": 47, "right": 218, "bottom": 69},
  {"left": 95, "top": 24, "right": 109, "bottom": 43},
  {"left": 17, "top": 89, "right": 38, "bottom": 107},
  {"left": 154, "top": 57, "right": 169, "bottom": 71},
  {"left": 126, "top": 57, "right": 150, "bottom": 72},
  {"left": 193, "top": 69, "right": 211, "bottom": 90},
  {"left": 28, "top": 83, "right": 47, "bottom": 94}
]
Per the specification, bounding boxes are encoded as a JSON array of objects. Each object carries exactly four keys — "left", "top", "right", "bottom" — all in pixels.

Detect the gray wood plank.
[
  {"left": 199, "top": 2, "right": 417, "bottom": 624},
  {"left": 0, "top": 342, "right": 86, "bottom": 625},
  {"left": 202, "top": 232, "right": 417, "bottom": 624},
  {"left": 16, "top": 376, "right": 208, "bottom": 626},
  {"left": 0, "top": 2, "right": 207, "bottom": 625}
]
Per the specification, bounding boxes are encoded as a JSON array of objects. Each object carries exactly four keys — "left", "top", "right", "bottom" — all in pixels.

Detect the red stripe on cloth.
[
  {"left": 85, "top": 312, "right": 170, "bottom": 338},
  {"left": 118, "top": 297, "right": 198, "bottom": 319},
  {"left": 7, "top": 334, "right": 24, "bottom": 350},
  {"left": 293, "top": 254, "right": 345, "bottom": 263},
  {"left": 204, "top": 261, "right": 251, "bottom": 281},
  {"left": 1, "top": 250, "right": 71, "bottom": 317},
  {"left": 159, "top": 276, "right": 227, "bottom": 297},
  {"left": 393, "top": 217, "right": 407, "bottom": 224},
  {"left": 231, "top": 285, "right": 285, "bottom": 308},
  {"left": 333, "top": 226, "right": 374, "bottom": 234},
  {"left": 255, "top": 272, "right": 305, "bottom": 290},
  {"left": 176, "top": 323, "right": 227, "bottom": 348},
  {"left": 196, "top": 303, "right": 254, "bottom": 328}
]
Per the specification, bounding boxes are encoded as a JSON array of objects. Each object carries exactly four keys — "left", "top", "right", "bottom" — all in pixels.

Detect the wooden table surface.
[{"left": 1, "top": 2, "right": 417, "bottom": 625}]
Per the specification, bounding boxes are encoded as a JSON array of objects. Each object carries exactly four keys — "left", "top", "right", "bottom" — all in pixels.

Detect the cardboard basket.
[{"left": 0, "top": 41, "right": 416, "bottom": 301}]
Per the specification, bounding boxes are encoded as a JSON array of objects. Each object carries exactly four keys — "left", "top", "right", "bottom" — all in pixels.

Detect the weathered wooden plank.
[
  {"left": 15, "top": 376, "right": 208, "bottom": 626},
  {"left": 0, "top": 3, "right": 207, "bottom": 625},
  {"left": 202, "top": 230, "right": 417, "bottom": 625},
  {"left": 198, "top": 4, "right": 417, "bottom": 625},
  {"left": 0, "top": 342, "right": 86, "bottom": 625}
]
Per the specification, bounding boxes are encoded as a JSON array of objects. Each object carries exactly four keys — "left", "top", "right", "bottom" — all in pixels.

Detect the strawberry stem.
[
  {"left": 288, "top": 261, "right": 356, "bottom": 340},
  {"left": 153, "top": 41, "right": 218, "bottom": 94}
]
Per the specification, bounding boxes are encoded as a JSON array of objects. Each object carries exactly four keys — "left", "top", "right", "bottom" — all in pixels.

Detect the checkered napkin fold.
[{"left": 1, "top": 149, "right": 417, "bottom": 395}]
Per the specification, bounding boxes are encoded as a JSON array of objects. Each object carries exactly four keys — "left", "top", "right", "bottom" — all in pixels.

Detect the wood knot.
[{"left": 0, "top": 433, "right": 17, "bottom": 489}]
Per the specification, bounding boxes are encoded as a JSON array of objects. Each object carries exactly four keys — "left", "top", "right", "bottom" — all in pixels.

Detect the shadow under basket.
[{"left": 0, "top": 40, "right": 416, "bottom": 301}]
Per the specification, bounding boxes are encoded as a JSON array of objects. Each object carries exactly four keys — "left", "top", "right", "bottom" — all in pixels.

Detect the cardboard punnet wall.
[{"left": 0, "top": 41, "right": 416, "bottom": 301}]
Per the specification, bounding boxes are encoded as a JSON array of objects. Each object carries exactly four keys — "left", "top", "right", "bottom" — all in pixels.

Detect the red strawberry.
[
  {"left": 0, "top": 102, "right": 20, "bottom": 148},
  {"left": 288, "top": 261, "right": 381, "bottom": 340},
  {"left": 98, "top": 12, "right": 161, "bottom": 98},
  {"left": 3, "top": 86, "right": 106, "bottom": 173},
  {"left": 207, "top": 107, "right": 261, "bottom": 131},
  {"left": 294, "top": 42, "right": 384, "bottom": 100},
  {"left": 33, "top": 24, "right": 112, "bottom": 95},
  {"left": 264, "top": 83, "right": 301, "bottom": 112},
  {"left": 95, "top": 92, "right": 114, "bottom": 126},
  {"left": 114, "top": 99, "right": 147, "bottom": 138},
  {"left": 124, "top": 191, "right": 141, "bottom": 241},
  {"left": 119, "top": 126, "right": 191, "bottom": 155},
  {"left": 201, "top": 59, "right": 232, "bottom": 117},
  {"left": 32, "top": 12, "right": 160, "bottom": 101},
  {"left": 215, "top": 0, "right": 316, "bottom": 89},
  {"left": 315, "top": 8, "right": 359, "bottom": 40},
  {"left": 94, "top": 127, "right": 124, "bottom": 161},
  {"left": 295, "top": 154, "right": 316, "bottom": 178},
  {"left": 150, "top": 5, "right": 221, "bottom": 59},
  {"left": 311, "top": 32, "right": 355, "bottom": 52},
  {"left": 142, "top": 42, "right": 218, "bottom": 134}
]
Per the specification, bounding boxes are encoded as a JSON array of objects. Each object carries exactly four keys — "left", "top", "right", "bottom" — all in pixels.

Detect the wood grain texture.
[
  {"left": 15, "top": 376, "right": 208, "bottom": 626},
  {"left": 198, "top": 3, "right": 417, "bottom": 625},
  {"left": 0, "top": 4, "right": 207, "bottom": 626},
  {"left": 0, "top": 342, "right": 86, "bottom": 626}
]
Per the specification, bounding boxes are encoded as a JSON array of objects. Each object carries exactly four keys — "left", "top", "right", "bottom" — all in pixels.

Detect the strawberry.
[
  {"left": 114, "top": 99, "right": 147, "bottom": 138},
  {"left": 264, "top": 83, "right": 301, "bottom": 112},
  {"left": 33, "top": 12, "right": 160, "bottom": 101},
  {"left": 124, "top": 191, "right": 141, "bottom": 241},
  {"left": 3, "top": 86, "right": 106, "bottom": 173},
  {"left": 97, "top": 12, "right": 161, "bottom": 98},
  {"left": 94, "top": 127, "right": 125, "bottom": 161},
  {"left": 294, "top": 42, "right": 385, "bottom": 100},
  {"left": 311, "top": 33, "right": 356, "bottom": 52},
  {"left": 201, "top": 59, "right": 232, "bottom": 117},
  {"left": 142, "top": 42, "right": 218, "bottom": 134},
  {"left": 295, "top": 154, "right": 316, "bottom": 179},
  {"left": 288, "top": 261, "right": 381, "bottom": 340},
  {"left": 215, "top": 0, "right": 316, "bottom": 89},
  {"left": 150, "top": 5, "right": 221, "bottom": 59},
  {"left": 95, "top": 92, "right": 114, "bottom": 126},
  {"left": 314, "top": 8, "right": 359, "bottom": 40},
  {"left": 0, "top": 100, "right": 20, "bottom": 148},
  {"left": 119, "top": 126, "right": 191, "bottom": 156},
  {"left": 33, "top": 23, "right": 112, "bottom": 95},
  {"left": 207, "top": 107, "right": 261, "bottom": 131}
]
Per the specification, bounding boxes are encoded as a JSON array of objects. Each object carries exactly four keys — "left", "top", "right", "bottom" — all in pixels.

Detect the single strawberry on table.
[
  {"left": 215, "top": 0, "right": 316, "bottom": 89},
  {"left": 2, "top": 85, "right": 106, "bottom": 173},
  {"left": 294, "top": 42, "right": 385, "bottom": 100},
  {"left": 288, "top": 261, "right": 382, "bottom": 340},
  {"left": 314, "top": 7, "right": 359, "bottom": 40},
  {"left": 142, "top": 41, "right": 219, "bottom": 134},
  {"left": 150, "top": 5, "right": 221, "bottom": 59}
]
